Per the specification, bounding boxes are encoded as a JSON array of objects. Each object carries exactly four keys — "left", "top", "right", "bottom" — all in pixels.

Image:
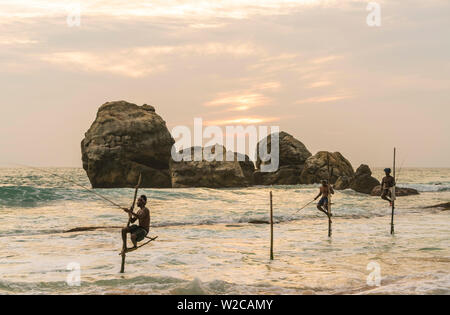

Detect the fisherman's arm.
[
  {"left": 330, "top": 185, "right": 335, "bottom": 194},
  {"left": 314, "top": 191, "right": 322, "bottom": 200},
  {"left": 122, "top": 208, "right": 142, "bottom": 219}
]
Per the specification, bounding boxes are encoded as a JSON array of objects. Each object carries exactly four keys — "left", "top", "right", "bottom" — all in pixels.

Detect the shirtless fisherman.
[
  {"left": 314, "top": 180, "right": 334, "bottom": 220},
  {"left": 121, "top": 195, "right": 150, "bottom": 252},
  {"left": 381, "top": 168, "right": 396, "bottom": 205}
]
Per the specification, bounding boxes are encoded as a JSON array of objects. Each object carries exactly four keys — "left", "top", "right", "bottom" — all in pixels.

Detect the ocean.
[{"left": 0, "top": 167, "right": 449, "bottom": 295}]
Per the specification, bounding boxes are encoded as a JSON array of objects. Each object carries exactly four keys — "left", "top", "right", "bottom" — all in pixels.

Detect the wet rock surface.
[{"left": 81, "top": 101, "right": 174, "bottom": 188}]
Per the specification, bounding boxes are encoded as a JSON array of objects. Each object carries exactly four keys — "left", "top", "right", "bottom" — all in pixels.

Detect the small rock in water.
[
  {"left": 370, "top": 186, "right": 419, "bottom": 196},
  {"left": 350, "top": 164, "right": 380, "bottom": 194}
]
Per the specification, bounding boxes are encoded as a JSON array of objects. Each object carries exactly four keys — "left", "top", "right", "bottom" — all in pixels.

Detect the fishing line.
[
  {"left": 285, "top": 198, "right": 316, "bottom": 221},
  {"left": 395, "top": 157, "right": 406, "bottom": 185},
  {"left": 294, "top": 199, "right": 315, "bottom": 215}
]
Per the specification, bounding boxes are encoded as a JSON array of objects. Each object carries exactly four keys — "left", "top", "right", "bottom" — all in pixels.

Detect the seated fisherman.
[
  {"left": 314, "top": 179, "right": 334, "bottom": 220},
  {"left": 121, "top": 195, "right": 150, "bottom": 252},
  {"left": 381, "top": 168, "right": 396, "bottom": 205}
]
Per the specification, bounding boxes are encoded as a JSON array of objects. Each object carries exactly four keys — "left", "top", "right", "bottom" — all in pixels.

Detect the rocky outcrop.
[
  {"left": 169, "top": 145, "right": 254, "bottom": 188},
  {"left": 334, "top": 164, "right": 380, "bottom": 193},
  {"left": 81, "top": 104, "right": 385, "bottom": 190},
  {"left": 350, "top": 164, "right": 381, "bottom": 194},
  {"left": 334, "top": 175, "right": 353, "bottom": 190},
  {"left": 371, "top": 186, "right": 420, "bottom": 196},
  {"left": 254, "top": 165, "right": 305, "bottom": 185},
  {"left": 299, "top": 151, "right": 354, "bottom": 184},
  {"left": 81, "top": 101, "right": 174, "bottom": 188},
  {"left": 254, "top": 131, "right": 311, "bottom": 185},
  {"left": 333, "top": 165, "right": 380, "bottom": 193}
]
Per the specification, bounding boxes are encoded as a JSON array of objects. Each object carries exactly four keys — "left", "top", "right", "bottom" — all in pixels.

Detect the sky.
[{"left": 0, "top": 0, "right": 449, "bottom": 168}]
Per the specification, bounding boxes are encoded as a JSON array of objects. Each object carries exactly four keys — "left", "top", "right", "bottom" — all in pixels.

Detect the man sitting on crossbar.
[{"left": 121, "top": 195, "right": 150, "bottom": 252}]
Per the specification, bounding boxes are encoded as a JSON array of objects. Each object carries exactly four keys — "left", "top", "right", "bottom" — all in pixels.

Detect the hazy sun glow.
[
  {"left": 205, "top": 93, "right": 269, "bottom": 110},
  {"left": 205, "top": 117, "right": 279, "bottom": 126}
]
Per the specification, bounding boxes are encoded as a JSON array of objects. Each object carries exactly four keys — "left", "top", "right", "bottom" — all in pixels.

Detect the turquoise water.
[{"left": 0, "top": 167, "right": 449, "bottom": 294}]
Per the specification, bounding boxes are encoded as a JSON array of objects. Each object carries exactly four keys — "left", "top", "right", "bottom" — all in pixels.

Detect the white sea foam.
[{"left": 0, "top": 168, "right": 449, "bottom": 294}]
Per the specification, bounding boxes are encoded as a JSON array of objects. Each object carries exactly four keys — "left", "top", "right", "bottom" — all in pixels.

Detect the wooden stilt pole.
[
  {"left": 390, "top": 148, "right": 396, "bottom": 235},
  {"left": 120, "top": 173, "right": 142, "bottom": 274},
  {"left": 327, "top": 207, "right": 332, "bottom": 237},
  {"left": 120, "top": 252, "right": 126, "bottom": 273},
  {"left": 119, "top": 236, "right": 158, "bottom": 273},
  {"left": 270, "top": 191, "right": 274, "bottom": 260},
  {"left": 327, "top": 153, "right": 332, "bottom": 238}
]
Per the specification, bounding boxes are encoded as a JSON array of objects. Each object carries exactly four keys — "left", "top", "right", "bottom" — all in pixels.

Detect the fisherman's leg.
[
  {"left": 121, "top": 227, "right": 131, "bottom": 249},
  {"left": 130, "top": 233, "right": 138, "bottom": 248},
  {"left": 381, "top": 190, "right": 391, "bottom": 202},
  {"left": 324, "top": 203, "right": 333, "bottom": 217},
  {"left": 317, "top": 204, "right": 328, "bottom": 216}
]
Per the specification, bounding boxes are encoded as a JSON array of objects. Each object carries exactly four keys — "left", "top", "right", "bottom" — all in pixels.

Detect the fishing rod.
[
  {"left": 395, "top": 157, "right": 406, "bottom": 185},
  {"left": 294, "top": 199, "right": 315, "bottom": 215},
  {"left": 127, "top": 173, "right": 142, "bottom": 227},
  {"left": 14, "top": 163, "right": 125, "bottom": 210},
  {"left": 284, "top": 198, "right": 315, "bottom": 222}
]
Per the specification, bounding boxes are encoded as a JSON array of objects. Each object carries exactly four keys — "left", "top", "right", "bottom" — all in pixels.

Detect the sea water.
[{"left": 0, "top": 168, "right": 448, "bottom": 294}]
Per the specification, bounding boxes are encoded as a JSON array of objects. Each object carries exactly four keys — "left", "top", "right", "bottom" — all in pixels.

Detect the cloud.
[
  {"left": 40, "top": 51, "right": 165, "bottom": 77},
  {"left": 253, "top": 81, "right": 281, "bottom": 90},
  {"left": 205, "top": 116, "right": 279, "bottom": 126},
  {"left": 295, "top": 94, "right": 352, "bottom": 104},
  {"left": 188, "top": 23, "right": 228, "bottom": 29},
  {"left": 310, "top": 55, "right": 342, "bottom": 64},
  {"left": 0, "top": 35, "right": 38, "bottom": 46},
  {"left": 249, "top": 53, "right": 301, "bottom": 72},
  {"left": 2, "top": 0, "right": 449, "bottom": 168},
  {"left": 203, "top": 79, "right": 281, "bottom": 114},
  {"left": 0, "top": 1, "right": 367, "bottom": 21},
  {"left": 205, "top": 93, "right": 270, "bottom": 112},
  {"left": 39, "top": 42, "right": 261, "bottom": 77},
  {"left": 135, "top": 42, "right": 260, "bottom": 57}
]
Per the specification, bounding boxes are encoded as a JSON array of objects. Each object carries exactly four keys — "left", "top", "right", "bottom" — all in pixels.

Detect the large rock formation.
[
  {"left": 254, "top": 131, "right": 312, "bottom": 185},
  {"left": 169, "top": 145, "right": 254, "bottom": 188},
  {"left": 299, "top": 151, "right": 354, "bottom": 184},
  {"left": 371, "top": 186, "right": 420, "bottom": 196},
  {"left": 81, "top": 101, "right": 174, "bottom": 188},
  {"left": 334, "top": 175, "right": 353, "bottom": 190},
  {"left": 349, "top": 164, "right": 381, "bottom": 194}
]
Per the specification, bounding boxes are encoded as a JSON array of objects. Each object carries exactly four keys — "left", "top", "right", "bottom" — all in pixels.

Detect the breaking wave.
[
  {"left": 0, "top": 186, "right": 68, "bottom": 207},
  {"left": 402, "top": 183, "right": 450, "bottom": 192}
]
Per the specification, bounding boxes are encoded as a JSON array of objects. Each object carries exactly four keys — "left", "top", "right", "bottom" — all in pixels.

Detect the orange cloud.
[
  {"left": 39, "top": 43, "right": 261, "bottom": 77},
  {"left": 204, "top": 93, "right": 269, "bottom": 111},
  {"left": 295, "top": 94, "right": 352, "bottom": 104},
  {"left": 310, "top": 55, "right": 342, "bottom": 64},
  {"left": 205, "top": 116, "right": 279, "bottom": 126}
]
